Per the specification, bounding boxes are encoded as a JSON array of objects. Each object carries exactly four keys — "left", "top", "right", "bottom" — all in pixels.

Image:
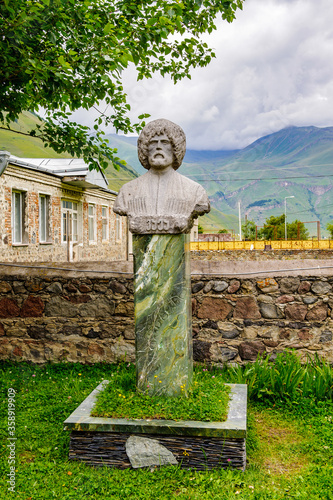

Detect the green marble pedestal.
[{"left": 133, "top": 234, "right": 192, "bottom": 397}]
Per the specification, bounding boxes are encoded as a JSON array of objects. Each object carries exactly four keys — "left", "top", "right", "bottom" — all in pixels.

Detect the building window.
[
  {"left": 116, "top": 214, "right": 122, "bottom": 241},
  {"left": 39, "top": 194, "right": 51, "bottom": 243},
  {"left": 102, "top": 206, "right": 108, "bottom": 241},
  {"left": 88, "top": 204, "right": 96, "bottom": 241},
  {"left": 12, "top": 190, "right": 27, "bottom": 244},
  {"left": 62, "top": 200, "right": 78, "bottom": 243}
]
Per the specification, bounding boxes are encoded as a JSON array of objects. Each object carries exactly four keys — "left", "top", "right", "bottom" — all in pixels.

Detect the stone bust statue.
[{"left": 113, "top": 119, "right": 210, "bottom": 234}]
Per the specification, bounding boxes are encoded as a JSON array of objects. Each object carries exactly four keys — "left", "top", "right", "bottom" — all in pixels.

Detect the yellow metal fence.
[{"left": 190, "top": 240, "right": 333, "bottom": 251}]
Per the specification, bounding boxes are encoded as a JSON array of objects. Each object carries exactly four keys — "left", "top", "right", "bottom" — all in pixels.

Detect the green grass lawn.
[
  {"left": 0, "top": 359, "right": 332, "bottom": 500},
  {"left": 91, "top": 364, "right": 230, "bottom": 422}
]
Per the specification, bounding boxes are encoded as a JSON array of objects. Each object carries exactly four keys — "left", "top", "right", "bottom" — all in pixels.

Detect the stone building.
[
  {"left": 0, "top": 151, "right": 127, "bottom": 263},
  {"left": 198, "top": 233, "right": 233, "bottom": 242}
]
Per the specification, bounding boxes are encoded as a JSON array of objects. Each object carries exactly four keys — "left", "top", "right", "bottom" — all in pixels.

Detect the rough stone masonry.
[{"left": 0, "top": 273, "right": 332, "bottom": 365}]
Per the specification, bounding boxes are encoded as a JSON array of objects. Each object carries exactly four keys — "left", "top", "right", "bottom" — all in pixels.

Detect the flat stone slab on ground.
[
  {"left": 64, "top": 381, "right": 247, "bottom": 470},
  {"left": 64, "top": 381, "right": 247, "bottom": 438},
  {"left": 125, "top": 435, "right": 178, "bottom": 468}
]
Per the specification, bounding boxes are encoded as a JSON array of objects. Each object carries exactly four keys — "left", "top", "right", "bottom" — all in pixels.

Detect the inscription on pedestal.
[{"left": 128, "top": 216, "right": 190, "bottom": 235}]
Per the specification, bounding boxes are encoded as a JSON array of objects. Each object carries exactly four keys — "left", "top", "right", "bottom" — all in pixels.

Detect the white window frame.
[
  {"left": 39, "top": 194, "right": 51, "bottom": 243},
  {"left": 61, "top": 200, "right": 79, "bottom": 243},
  {"left": 88, "top": 203, "right": 96, "bottom": 242},
  {"left": 102, "top": 205, "right": 108, "bottom": 241},
  {"left": 12, "top": 190, "right": 27, "bottom": 245},
  {"left": 116, "top": 214, "right": 122, "bottom": 241}
]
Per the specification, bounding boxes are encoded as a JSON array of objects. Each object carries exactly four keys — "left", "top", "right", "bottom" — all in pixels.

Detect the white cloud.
[
  {"left": 66, "top": 0, "right": 333, "bottom": 151},
  {"left": 121, "top": 0, "right": 333, "bottom": 150}
]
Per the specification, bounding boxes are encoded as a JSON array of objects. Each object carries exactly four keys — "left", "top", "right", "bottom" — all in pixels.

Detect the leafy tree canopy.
[
  {"left": 258, "top": 214, "right": 309, "bottom": 240},
  {"left": 241, "top": 219, "right": 256, "bottom": 240},
  {"left": 258, "top": 214, "right": 285, "bottom": 240},
  {"left": 326, "top": 222, "right": 333, "bottom": 238},
  {"left": 0, "top": 0, "right": 243, "bottom": 170},
  {"left": 287, "top": 219, "right": 309, "bottom": 240}
]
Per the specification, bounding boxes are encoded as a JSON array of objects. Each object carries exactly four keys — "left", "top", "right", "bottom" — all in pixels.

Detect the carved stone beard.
[{"left": 147, "top": 133, "right": 174, "bottom": 172}]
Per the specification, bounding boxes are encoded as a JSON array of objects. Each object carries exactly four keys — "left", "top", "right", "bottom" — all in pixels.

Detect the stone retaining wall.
[
  {"left": 192, "top": 249, "right": 333, "bottom": 261},
  {"left": 191, "top": 276, "right": 333, "bottom": 364},
  {"left": 0, "top": 273, "right": 332, "bottom": 365}
]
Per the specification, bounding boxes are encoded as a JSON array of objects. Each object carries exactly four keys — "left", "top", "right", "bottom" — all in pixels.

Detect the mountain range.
[
  {"left": 1, "top": 113, "right": 332, "bottom": 237},
  {"left": 104, "top": 126, "right": 333, "bottom": 236}
]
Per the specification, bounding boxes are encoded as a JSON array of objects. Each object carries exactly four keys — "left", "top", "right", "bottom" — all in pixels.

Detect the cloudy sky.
[
  {"left": 69, "top": 0, "right": 333, "bottom": 151},
  {"left": 119, "top": 0, "right": 333, "bottom": 150}
]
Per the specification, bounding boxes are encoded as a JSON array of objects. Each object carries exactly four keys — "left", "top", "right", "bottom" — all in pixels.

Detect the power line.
[
  {"left": 238, "top": 204, "right": 333, "bottom": 225},
  {"left": 200, "top": 163, "right": 332, "bottom": 175},
  {"left": 188, "top": 173, "right": 333, "bottom": 182},
  {"left": 288, "top": 203, "right": 333, "bottom": 216},
  {"left": 108, "top": 173, "right": 333, "bottom": 182},
  {"left": 107, "top": 168, "right": 333, "bottom": 183}
]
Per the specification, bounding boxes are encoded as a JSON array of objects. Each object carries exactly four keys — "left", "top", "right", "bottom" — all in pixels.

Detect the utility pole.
[
  {"left": 284, "top": 196, "right": 294, "bottom": 240},
  {"left": 238, "top": 202, "right": 242, "bottom": 241}
]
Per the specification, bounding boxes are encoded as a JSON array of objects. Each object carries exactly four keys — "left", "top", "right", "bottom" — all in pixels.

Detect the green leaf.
[
  {"left": 103, "top": 23, "right": 114, "bottom": 35},
  {"left": 0, "top": 0, "right": 243, "bottom": 166},
  {"left": 147, "top": 17, "right": 157, "bottom": 26}
]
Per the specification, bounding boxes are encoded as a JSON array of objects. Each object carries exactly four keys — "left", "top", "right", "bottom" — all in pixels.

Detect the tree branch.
[{"left": 0, "top": 126, "right": 43, "bottom": 139}]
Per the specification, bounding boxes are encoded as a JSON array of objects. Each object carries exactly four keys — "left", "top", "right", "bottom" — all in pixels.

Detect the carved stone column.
[{"left": 133, "top": 234, "right": 192, "bottom": 396}]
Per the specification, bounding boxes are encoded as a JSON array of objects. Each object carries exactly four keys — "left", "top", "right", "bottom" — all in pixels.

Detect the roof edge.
[{"left": 0, "top": 151, "right": 11, "bottom": 176}]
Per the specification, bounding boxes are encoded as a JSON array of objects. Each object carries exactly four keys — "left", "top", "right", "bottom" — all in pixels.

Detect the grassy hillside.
[
  {"left": 104, "top": 133, "right": 146, "bottom": 176},
  {"left": 0, "top": 111, "right": 71, "bottom": 158},
  {"left": 180, "top": 126, "right": 333, "bottom": 235},
  {"left": 0, "top": 112, "right": 136, "bottom": 191},
  {"left": 196, "top": 207, "right": 237, "bottom": 234}
]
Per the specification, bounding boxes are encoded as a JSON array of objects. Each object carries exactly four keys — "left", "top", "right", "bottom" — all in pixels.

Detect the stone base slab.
[
  {"left": 64, "top": 382, "right": 247, "bottom": 471},
  {"left": 69, "top": 431, "right": 246, "bottom": 470}
]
